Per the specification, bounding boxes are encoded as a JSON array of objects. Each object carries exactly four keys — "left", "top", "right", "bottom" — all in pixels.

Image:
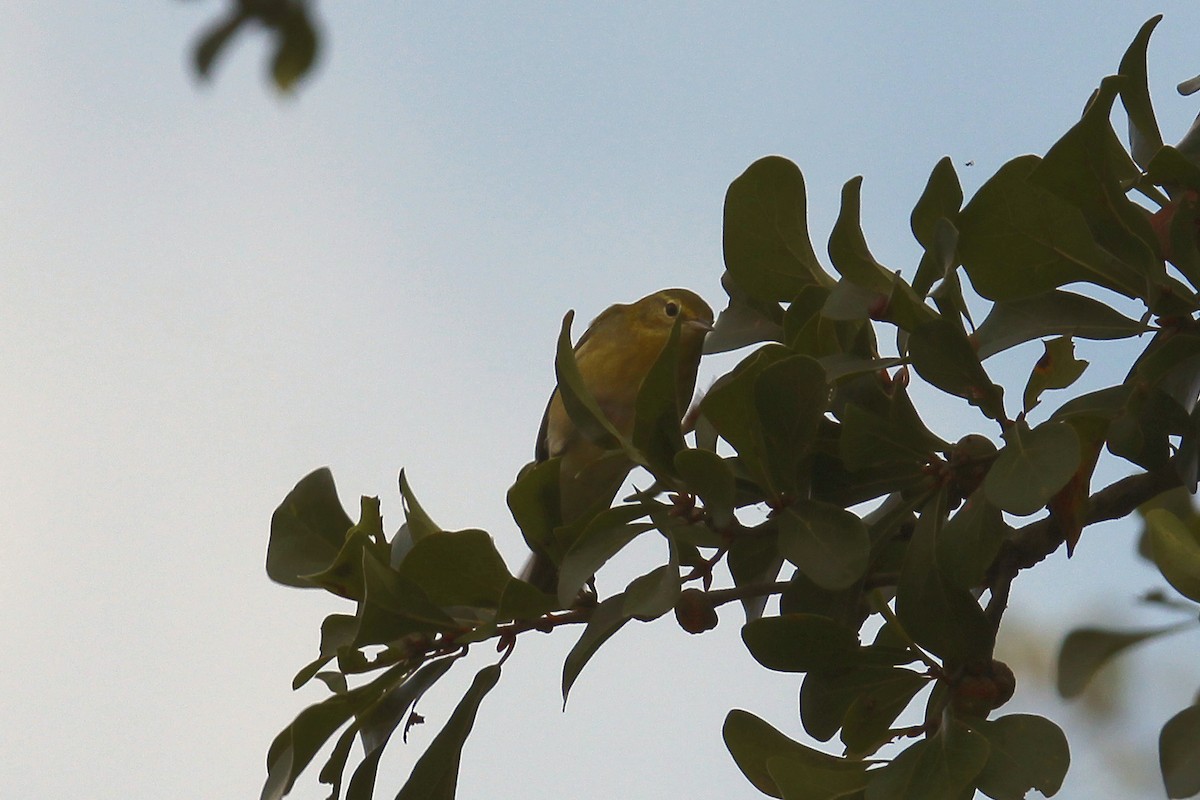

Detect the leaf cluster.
[{"left": 260, "top": 16, "right": 1200, "bottom": 800}]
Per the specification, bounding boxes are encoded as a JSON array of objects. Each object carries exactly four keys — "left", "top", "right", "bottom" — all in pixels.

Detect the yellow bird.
[{"left": 521, "top": 288, "right": 714, "bottom": 593}]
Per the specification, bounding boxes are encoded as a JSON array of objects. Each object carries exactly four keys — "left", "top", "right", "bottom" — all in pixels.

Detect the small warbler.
[{"left": 521, "top": 288, "right": 714, "bottom": 593}]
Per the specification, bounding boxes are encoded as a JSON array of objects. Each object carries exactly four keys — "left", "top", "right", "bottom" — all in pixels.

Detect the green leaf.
[
  {"left": 622, "top": 547, "right": 681, "bottom": 622},
  {"left": 742, "top": 613, "right": 861, "bottom": 673},
  {"left": 728, "top": 526, "right": 785, "bottom": 622},
  {"left": 674, "top": 449, "right": 736, "bottom": 529},
  {"left": 938, "top": 491, "right": 1010, "bottom": 589},
  {"left": 292, "top": 613, "right": 358, "bottom": 690},
  {"left": 755, "top": 355, "right": 829, "bottom": 493},
  {"left": 557, "top": 504, "right": 653, "bottom": 607},
  {"left": 984, "top": 421, "right": 1080, "bottom": 515},
  {"left": 838, "top": 402, "right": 943, "bottom": 471},
  {"left": 958, "top": 155, "right": 1143, "bottom": 301},
  {"left": 769, "top": 754, "right": 870, "bottom": 800},
  {"left": 304, "top": 496, "right": 389, "bottom": 601},
  {"left": 705, "top": 288, "right": 785, "bottom": 354},
  {"left": 633, "top": 316, "right": 687, "bottom": 475},
  {"left": 864, "top": 720, "right": 990, "bottom": 800},
  {"left": 400, "top": 470, "right": 443, "bottom": 543},
  {"left": 908, "top": 318, "right": 1005, "bottom": 420},
  {"left": 1056, "top": 623, "right": 1188, "bottom": 698},
  {"left": 354, "top": 551, "right": 457, "bottom": 647},
  {"left": 1146, "top": 508, "right": 1200, "bottom": 602},
  {"left": 347, "top": 659, "right": 458, "bottom": 800},
  {"left": 1023, "top": 336, "right": 1089, "bottom": 413},
  {"left": 800, "top": 666, "right": 927, "bottom": 744},
  {"left": 554, "top": 310, "right": 624, "bottom": 451},
  {"left": 840, "top": 668, "right": 929, "bottom": 756},
  {"left": 778, "top": 502, "right": 870, "bottom": 591},
  {"left": 506, "top": 458, "right": 563, "bottom": 561},
  {"left": 724, "top": 156, "right": 831, "bottom": 303},
  {"left": 971, "top": 290, "right": 1148, "bottom": 360},
  {"left": 1118, "top": 15, "right": 1165, "bottom": 169},
  {"left": 973, "top": 714, "right": 1069, "bottom": 800},
  {"left": 896, "top": 491, "right": 993, "bottom": 665},
  {"left": 1160, "top": 704, "right": 1200, "bottom": 799},
  {"left": 395, "top": 529, "right": 513, "bottom": 609},
  {"left": 911, "top": 157, "right": 964, "bottom": 257},
  {"left": 562, "top": 595, "right": 632, "bottom": 703},
  {"left": 267, "top": 468, "right": 354, "bottom": 588},
  {"left": 394, "top": 664, "right": 502, "bottom": 800},
  {"left": 1032, "top": 76, "right": 1159, "bottom": 275},
  {"left": 724, "top": 709, "right": 859, "bottom": 798},
  {"left": 828, "top": 177, "right": 894, "bottom": 294}
]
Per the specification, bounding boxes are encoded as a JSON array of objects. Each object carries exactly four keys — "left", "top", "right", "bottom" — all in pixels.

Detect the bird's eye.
[{"left": 664, "top": 301, "right": 680, "bottom": 317}]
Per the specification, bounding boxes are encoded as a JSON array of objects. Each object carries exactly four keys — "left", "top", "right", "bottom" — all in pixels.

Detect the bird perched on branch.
[{"left": 520, "top": 288, "right": 714, "bottom": 593}]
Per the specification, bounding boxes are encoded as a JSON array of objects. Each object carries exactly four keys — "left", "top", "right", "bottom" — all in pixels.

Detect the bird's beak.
[{"left": 685, "top": 319, "right": 715, "bottom": 334}]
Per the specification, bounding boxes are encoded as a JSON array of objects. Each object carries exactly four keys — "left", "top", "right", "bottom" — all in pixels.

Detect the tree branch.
[{"left": 984, "top": 462, "right": 1182, "bottom": 631}]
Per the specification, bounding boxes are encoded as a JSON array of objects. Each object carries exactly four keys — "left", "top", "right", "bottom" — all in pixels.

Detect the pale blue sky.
[{"left": 3, "top": 4, "right": 1199, "bottom": 799}]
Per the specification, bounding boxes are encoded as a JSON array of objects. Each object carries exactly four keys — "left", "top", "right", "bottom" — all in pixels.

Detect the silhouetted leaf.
[
  {"left": 1160, "top": 704, "right": 1200, "bottom": 798},
  {"left": 394, "top": 664, "right": 502, "bottom": 800},
  {"left": 755, "top": 355, "right": 828, "bottom": 493},
  {"left": 562, "top": 595, "right": 632, "bottom": 703},
  {"left": 908, "top": 318, "right": 1005, "bottom": 420},
  {"left": 674, "top": 449, "right": 736, "bottom": 528},
  {"left": 743, "top": 613, "right": 861, "bottom": 673},
  {"left": 972, "top": 290, "right": 1147, "bottom": 360},
  {"left": 864, "top": 720, "right": 989, "bottom": 800},
  {"left": 554, "top": 310, "right": 624, "bottom": 450},
  {"left": 557, "top": 504, "right": 653, "bottom": 607},
  {"left": 396, "top": 529, "right": 512, "bottom": 609},
  {"left": 724, "top": 157, "right": 831, "bottom": 303},
  {"left": 724, "top": 709, "right": 862, "bottom": 798},
  {"left": 1023, "top": 336, "right": 1089, "bottom": 412},
  {"left": 1119, "top": 15, "right": 1165, "bottom": 169},
  {"left": 268, "top": 468, "right": 354, "bottom": 588},
  {"left": 778, "top": 502, "right": 870, "bottom": 591},
  {"left": 984, "top": 420, "right": 1080, "bottom": 515},
  {"left": 271, "top": 5, "right": 319, "bottom": 93},
  {"left": 973, "top": 714, "right": 1069, "bottom": 800},
  {"left": 800, "top": 666, "right": 927, "bottom": 746}
]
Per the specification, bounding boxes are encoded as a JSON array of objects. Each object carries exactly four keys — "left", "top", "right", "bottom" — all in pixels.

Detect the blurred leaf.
[
  {"left": 972, "top": 290, "right": 1148, "bottom": 360},
  {"left": 724, "top": 709, "right": 862, "bottom": 798},
  {"left": 724, "top": 157, "right": 831, "bottom": 304},
  {"left": 1160, "top": 704, "right": 1200, "bottom": 799},
  {"left": 394, "top": 664, "right": 502, "bottom": 800},
  {"left": 755, "top": 355, "right": 829, "bottom": 494},
  {"left": 971, "top": 713, "right": 1069, "bottom": 800},
  {"left": 896, "top": 491, "right": 993, "bottom": 665},
  {"left": 674, "top": 449, "right": 736, "bottom": 529},
  {"left": 1057, "top": 623, "right": 1188, "bottom": 698},
  {"left": 983, "top": 420, "right": 1080, "bottom": 515},
  {"left": 396, "top": 529, "right": 512, "bottom": 609},
  {"left": 864, "top": 720, "right": 989, "bottom": 800},
  {"left": 1119, "top": 16, "right": 1165, "bottom": 169},
  {"left": 908, "top": 318, "right": 1005, "bottom": 420},
  {"left": 778, "top": 502, "right": 870, "bottom": 591},
  {"left": 557, "top": 504, "right": 653, "bottom": 607},
  {"left": 1146, "top": 508, "right": 1200, "bottom": 602},
  {"left": 1023, "top": 336, "right": 1089, "bottom": 413},
  {"left": 562, "top": 595, "right": 632, "bottom": 703},
  {"left": 554, "top": 310, "right": 624, "bottom": 451},
  {"left": 742, "top": 613, "right": 861, "bottom": 673},
  {"left": 958, "top": 155, "right": 1143, "bottom": 301},
  {"left": 270, "top": 5, "right": 319, "bottom": 93},
  {"left": 192, "top": 11, "right": 246, "bottom": 79},
  {"left": 268, "top": 468, "right": 354, "bottom": 588}
]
